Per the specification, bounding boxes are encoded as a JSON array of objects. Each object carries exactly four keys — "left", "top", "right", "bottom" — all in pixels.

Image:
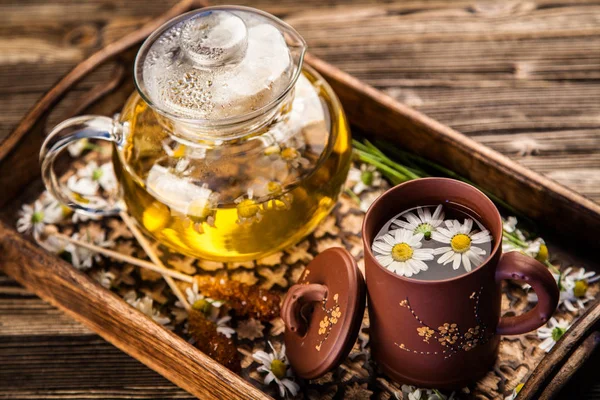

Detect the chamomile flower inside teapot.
[{"left": 40, "top": 6, "right": 351, "bottom": 262}]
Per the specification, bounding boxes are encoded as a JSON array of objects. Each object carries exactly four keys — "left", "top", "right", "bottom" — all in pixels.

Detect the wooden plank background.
[{"left": 1, "top": 0, "right": 599, "bottom": 398}]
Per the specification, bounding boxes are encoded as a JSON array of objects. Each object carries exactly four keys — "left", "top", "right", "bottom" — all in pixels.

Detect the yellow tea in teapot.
[{"left": 114, "top": 67, "right": 351, "bottom": 261}]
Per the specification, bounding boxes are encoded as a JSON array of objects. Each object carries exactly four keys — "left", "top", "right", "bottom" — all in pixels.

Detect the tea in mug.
[{"left": 372, "top": 204, "right": 493, "bottom": 280}]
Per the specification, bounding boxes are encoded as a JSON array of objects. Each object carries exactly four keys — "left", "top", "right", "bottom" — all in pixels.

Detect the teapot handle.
[{"left": 40, "top": 115, "right": 123, "bottom": 216}]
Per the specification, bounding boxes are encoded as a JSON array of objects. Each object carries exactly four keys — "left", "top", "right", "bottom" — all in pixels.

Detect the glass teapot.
[{"left": 40, "top": 6, "right": 351, "bottom": 262}]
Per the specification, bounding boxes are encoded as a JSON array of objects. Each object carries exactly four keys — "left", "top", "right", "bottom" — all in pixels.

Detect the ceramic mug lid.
[{"left": 281, "top": 247, "right": 366, "bottom": 379}]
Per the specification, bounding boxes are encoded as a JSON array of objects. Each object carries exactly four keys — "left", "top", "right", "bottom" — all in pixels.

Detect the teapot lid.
[
  {"left": 281, "top": 248, "right": 366, "bottom": 379},
  {"left": 134, "top": 6, "right": 306, "bottom": 123}
]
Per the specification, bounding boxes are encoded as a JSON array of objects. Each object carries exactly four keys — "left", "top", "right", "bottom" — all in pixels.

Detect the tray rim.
[{"left": 1, "top": 1, "right": 599, "bottom": 399}]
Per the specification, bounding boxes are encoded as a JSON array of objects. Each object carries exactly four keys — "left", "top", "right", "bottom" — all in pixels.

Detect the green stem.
[
  {"left": 355, "top": 152, "right": 410, "bottom": 183},
  {"left": 373, "top": 140, "right": 532, "bottom": 225},
  {"left": 344, "top": 188, "right": 362, "bottom": 205},
  {"left": 545, "top": 260, "right": 560, "bottom": 275},
  {"left": 502, "top": 230, "right": 529, "bottom": 248},
  {"left": 354, "top": 148, "right": 421, "bottom": 180}
]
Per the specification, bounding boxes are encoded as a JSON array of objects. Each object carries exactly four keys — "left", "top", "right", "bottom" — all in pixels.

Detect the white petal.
[
  {"left": 470, "top": 246, "right": 487, "bottom": 255},
  {"left": 387, "top": 261, "right": 401, "bottom": 273},
  {"left": 417, "top": 207, "right": 426, "bottom": 221},
  {"left": 281, "top": 379, "right": 300, "bottom": 396},
  {"left": 382, "top": 234, "right": 397, "bottom": 246},
  {"left": 434, "top": 246, "right": 452, "bottom": 255},
  {"left": 372, "top": 241, "right": 393, "bottom": 253},
  {"left": 437, "top": 250, "right": 455, "bottom": 265},
  {"left": 431, "top": 231, "right": 451, "bottom": 243},
  {"left": 409, "top": 232, "right": 424, "bottom": 245},
  {"left": 459, "top": 219, "right": 471, "bottom": 234},
  {"left": 452, "top": 253, "right": 462, "bottom": 270},
  {"left": 563, "top": 300, "right": 577, "bottom": 312},
  {"left": 413, "top": 249, "right": 434, "bottom": 261},
  {"left": 264, "top": 372, "right": 276, "bottom": 385},
  {"left": 538, "top": 337, "right": 555, "bottom": 352},
  {"left": 471, "top": 230, "right": 492, "bottom": 244},
  {"left": 253, "top": 351, "right": 272, "bottom": 366},
  {"left": 376, "top": 254, "right": 394, "bottom": 267},
  {"left": 410, "top": 259, "right": 428, "bottom": 273},
  {"left": 467, "top": 250, "right": 484, "bottom": 266},
  {"left": 462, "top": 253, "right": 472, "bottom": 272},
  {"left": 431, "top": 204, "right": 444, "bottom": 222},
  {"left": 405, "top": 213, "right": 421, "bottom": 226},
  {"left": 393, "top": 220, "right": 416, "bottom": 230}
]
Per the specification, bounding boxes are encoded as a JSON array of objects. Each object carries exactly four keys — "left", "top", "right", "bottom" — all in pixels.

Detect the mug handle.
[
  {"left": 495, "top": 251, "right": 560, "bottom": 335},
  {"left": 281, "top": 283, "right": 328, "bottom": 336},
  {"left": 39, "top": 115, "right": 123, "bottom": 216}
]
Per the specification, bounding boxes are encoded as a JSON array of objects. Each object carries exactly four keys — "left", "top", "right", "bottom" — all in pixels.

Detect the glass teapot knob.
[{"left": 180, "top": 10, "right": 248, "bottom": 68}]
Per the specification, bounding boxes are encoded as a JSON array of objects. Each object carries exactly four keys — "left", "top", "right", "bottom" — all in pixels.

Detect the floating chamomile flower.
[
  {"left": 432, "top": 219, "right": 492, "bottom": 272},
  {"left": 347, "top": 164, "right": 383, "bottom": 195},
  {"left": 235, "top": 189, "right": 263, "bottom": 225},
  {"left": 253, "top": 341, "right": 300, "bottom": 398},
  {"left": 393, "top": 204, "right": 444, "bottom": 240},
  {"left": 537, "top": 317, "right": 570, "bottom": 353},
  {"left": 250, "top": 179, "right": 293, "bottom": 212},
  {"left": 264, "top": 181, "right": 293, "bottom": 211},
  {"left": 184, "top": 184, "right": 217, "bottom": 233},
  {"left": 372, "top": 229, "right": 434, "bottom": 277},
  {"left": 280, "top": 146, "right": 310, "bottom": 170}
]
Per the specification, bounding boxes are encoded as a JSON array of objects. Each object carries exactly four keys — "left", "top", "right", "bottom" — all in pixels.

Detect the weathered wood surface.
[{"left": 1, "top": 0, "right": 599, "bottom": 399}]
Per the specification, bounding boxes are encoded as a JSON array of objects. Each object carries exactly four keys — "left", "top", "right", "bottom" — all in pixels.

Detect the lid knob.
[{"left": 180, "top": 10, "right": 248, "bottom": 68}]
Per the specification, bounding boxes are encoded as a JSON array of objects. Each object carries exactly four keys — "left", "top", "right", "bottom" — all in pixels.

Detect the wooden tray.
[{"left": 1, "top": 1, "right": 600, "bottom": 399}]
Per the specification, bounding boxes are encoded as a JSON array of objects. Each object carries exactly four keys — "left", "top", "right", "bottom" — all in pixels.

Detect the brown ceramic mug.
[{"left": 363, "top": 178, "right": 559, "bottom": 388}]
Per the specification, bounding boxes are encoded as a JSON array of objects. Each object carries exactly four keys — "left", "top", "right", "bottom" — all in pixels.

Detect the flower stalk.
[{"left": 352, "top": 139, "right": 539, "bottom": 251}]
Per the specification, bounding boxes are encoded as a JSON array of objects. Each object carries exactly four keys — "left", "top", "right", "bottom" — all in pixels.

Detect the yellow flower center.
[
  {"left": 270, "top": 359, "right": 287, "bottom": 380},
  {"left": 451, "top": 234, "right": 472, "bottom": 253},
  {"left": 267, "top": 181, "right": 282, "bottom": 194},
  {"left": 172, "top": 145, "right": 187, "bottom": 158},
  {"left": 281, "top": 147, "right": 299, "bottom": 161},
  {"left": 60, "top": 204, "right": 73, "bottom": 217},
  {"left": 391, "top": 243, "right": 413, "bottom": 262},
  {"left": 237, "top": 199, "right": 260, "bottom": 219},
  {"left": 192, "top": 299, "right": 212, "bottom": 314},
  {"left": 264, "top": 145, "right": 280, "bottom": 156},
  {"left": 573, "top": 280, "right": 589, "bottom": 298},
  {"left": 535, "top": 244, "right": 549, "bottom": 263},
  {"left": 187, "top": 199, "right": 212, "bottom": 222}
]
